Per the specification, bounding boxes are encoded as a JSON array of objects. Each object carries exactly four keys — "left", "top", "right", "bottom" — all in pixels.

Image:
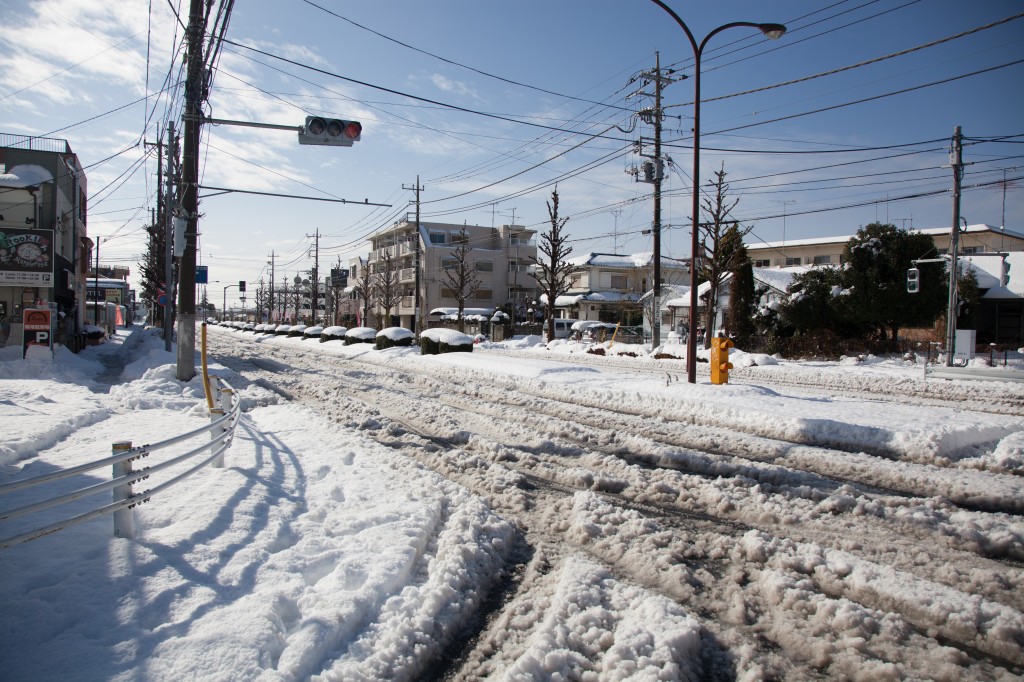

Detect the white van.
[{"left": 552, "top": 318, "right": 580, "bottom": 339}]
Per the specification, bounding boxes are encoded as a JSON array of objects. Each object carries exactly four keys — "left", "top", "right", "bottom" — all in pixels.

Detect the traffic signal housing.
[
  {"left": 1000, "top": 257, "right": 1011, "bottom": 287},
  {"left": 298, "top": 116, "right": 362, "bottom": 147},
  {"left": 238, "top": 280, "right": 246, "bottom": 292},
  {"left": 906, "top": 267, "right": 920, "bottom": 294},
  {"left": 710, "top": 336, "right": 734, "bottom": 385}
]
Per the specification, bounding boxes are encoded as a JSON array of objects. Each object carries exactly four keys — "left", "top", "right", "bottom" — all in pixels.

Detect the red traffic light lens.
[{"left": 343, "top": 121, "right": 362, "bottom": 139}]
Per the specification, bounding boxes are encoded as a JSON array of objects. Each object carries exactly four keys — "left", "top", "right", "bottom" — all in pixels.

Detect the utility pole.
[
  {"left": 176, "top": 0, "right": 206, "bottom": 380},
  {"left": 144, "top": 130, "right": 164, "bottom": 328},
  {"left": 403, "top": 177, "right": 425, "bottom": 333},
  {"left": 945, "top": 126, "right": 963, "bottom": 367},
  {"left": 630, "top": 53, "right": 678, "bottom": 348},
  {"left": 307, "top": 229, "right": 320, "bottom": 324},
  {"left": 268, "top": 251, "right": 276, "bottom": 323},
  {"left": 164, "top": 122, "right": 175, "bottom": 353}
]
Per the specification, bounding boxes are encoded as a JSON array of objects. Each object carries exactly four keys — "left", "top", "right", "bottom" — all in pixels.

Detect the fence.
[{"left": 0, "top": 376, "right": 241, "bottom": 548}]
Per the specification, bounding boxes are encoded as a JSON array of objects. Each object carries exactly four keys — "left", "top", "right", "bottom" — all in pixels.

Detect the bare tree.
[
  {"left": 327, "top": 258, "right": 347, "bottom": 326},
  {"left": 699, "top": 164, "right": 752, "bottom": 343},
  {"left": 442, "top": 227, "right": 482, "bottom": 333},
  {"left": 291, "top": 274, "right": 304, "bottom": 324},
  {"left": 254, "top": 278, "right": 268, "bottom": 322},
  {"left": 374, "top": 248, "right": 401, "bottom": 328},
  {"left": 351, "top": 258, "right": 374, "bottom": 327},
  {"left": 531, "top": 188, "right": 574, "bottom": 341}
]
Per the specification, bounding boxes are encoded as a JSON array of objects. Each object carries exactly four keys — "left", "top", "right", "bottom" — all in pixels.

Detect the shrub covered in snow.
[
  {"left": 376, "top": 327, "right": 415, "bottom": 350},
  {"left": 320, "top": 326, "right": 347, "bottom": 342},
  {"left": 420, "top": 328, "right": 473, "bottom": 355},
  {"left": 344, "top": 326, "right": 377, "bottom": 345}
]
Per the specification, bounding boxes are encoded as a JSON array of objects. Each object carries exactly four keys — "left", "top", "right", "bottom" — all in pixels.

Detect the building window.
[
  {"left": 475, "top": 261, "right": 493, "bottom": 272},
  {"left": 474, "top": 289, "right": 492, "bottom": 300},
  {"left": 962, "top": 246, "right": 980, "bottom": 254},
  {"left": 610, "top": 275, "right": 627, "bottom": 289},
  {"left": 753, "top": 259, "right": 770, "bottom": 267},
  {"left": 441, "top": 258, "right": 457, "bottom": 270},
  {"left": 785, "top": 257, "right": 801, "bottom": 267},
  {"left": 429, "top": 233, "right": 446, "bottom": 245},
  {"left": 812, "top": 255, "right": 831, "bottom": 265},
  {"left": 570, "top": 275, "right": 582, "bottom": 287}
]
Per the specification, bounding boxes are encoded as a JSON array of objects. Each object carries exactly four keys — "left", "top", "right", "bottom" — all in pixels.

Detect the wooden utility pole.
[
  {"left": 307, "top": 229, "right": 320, "bottom": 324},
  {"left": 945, "top": 126, "right": 963, "bottom": 367},
  {"left": 164, "top": 122, "right": 175, "bottom": 352},
  {"left": 176, "top": 0, "right": 205, "bottom": 380}
]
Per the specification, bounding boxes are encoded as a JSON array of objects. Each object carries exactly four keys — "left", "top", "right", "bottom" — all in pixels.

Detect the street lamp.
[
  {"left": 648, "top": 0, "right": 785, "bottom": 383},
  {"left": 222, "top": 283, "right": 238, "bottom": 322}
]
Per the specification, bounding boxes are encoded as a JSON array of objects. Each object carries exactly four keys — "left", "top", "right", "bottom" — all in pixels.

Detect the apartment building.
[
  {"left": 355, "top": 221, "right": 537, "bottom": 329},
  {"left": 746, "top": 224, "right": 1024, "bottom": 269}
]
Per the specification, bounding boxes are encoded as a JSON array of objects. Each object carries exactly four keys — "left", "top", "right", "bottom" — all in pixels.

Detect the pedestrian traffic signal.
[
  {"left": 710, "top": 336, "right": 734, "bottom": 385},
  {"left": 298, "top": 116, "right": 362, "bottom": 147},
  {"left": 906, "top": 267, "right": 919, "bottom": 293},
  {"left": 1000, "top": 258, "right": 1011, "bottom": 287}
]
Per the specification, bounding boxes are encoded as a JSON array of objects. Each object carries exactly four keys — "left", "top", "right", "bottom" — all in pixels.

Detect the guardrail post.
[
  {"left": 112, "top": 441, "right": 134, "bottom": 538},
  {"left": 211, "top": 385, "right": 234, "bottom": 468}
]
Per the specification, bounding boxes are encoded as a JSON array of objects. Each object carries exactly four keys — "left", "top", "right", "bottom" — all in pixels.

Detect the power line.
[
  {"left": 297, "top": 0, "right": 633, "bottom": 112},
  {"left": 220, "top": 38, "right": 632, "bottom": 140}
]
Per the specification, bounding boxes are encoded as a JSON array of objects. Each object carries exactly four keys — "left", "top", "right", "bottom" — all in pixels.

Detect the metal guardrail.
[
  {"left": 0, "top": 376, "right": 241, "bottom": 548},
  {"left": 923, "top": 365, "right": 1024, "bottom": 383}
]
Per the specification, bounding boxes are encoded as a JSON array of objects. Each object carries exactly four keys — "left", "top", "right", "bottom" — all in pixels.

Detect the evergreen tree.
[
  {"left": 727, "top": 260, "right": 757, "bottom": 346},
  {"left": 841, "top": 223, "right": 946, "bottom": 341}
]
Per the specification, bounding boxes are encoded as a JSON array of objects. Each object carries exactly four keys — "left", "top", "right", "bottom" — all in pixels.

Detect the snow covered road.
[{"left": 207, "top": 328, "right": 1024, "bottom": 680}]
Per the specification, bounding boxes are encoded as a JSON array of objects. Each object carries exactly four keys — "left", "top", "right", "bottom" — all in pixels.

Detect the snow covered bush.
[
  {"left": 320, "top": 326, "right": 347, "bottom": 342},
  {"left": 376, "top": 327, "right": 415, "bottom": 350},
  {"left": 420, "top": 328, "right": 473, "bottom": 355},
  {"left": 344, "top": 326, "right": 377, "bottom": 345}
]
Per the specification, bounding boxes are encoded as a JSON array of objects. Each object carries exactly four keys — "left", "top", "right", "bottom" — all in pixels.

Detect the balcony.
[{"left": 399, "top": 267, "right": 416, "bottom": 283}]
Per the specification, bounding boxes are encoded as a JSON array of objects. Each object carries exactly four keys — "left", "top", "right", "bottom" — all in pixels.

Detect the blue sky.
[{"left": 1, "top": 0, "right": 1021, "bottom": 309}]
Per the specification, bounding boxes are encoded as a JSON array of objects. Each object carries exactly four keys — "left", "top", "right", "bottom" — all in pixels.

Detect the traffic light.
[
  {"left": 710, "top": 336, "right": 734, "bottom": 385},
  {"left": 238, "top": 280, "right": 246, "bottom": 292},
  {"left": 298, "top": 116, "right": 362, "bottom": 147},
  {"left": 1001, "top": 258, "right": 1011, "bottom": 287},
  {"left": 906, "top": 267, "right": 919, "bottom": 294}
]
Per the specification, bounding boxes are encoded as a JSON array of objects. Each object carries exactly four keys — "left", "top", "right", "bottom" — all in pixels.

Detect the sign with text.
[
  {"left": 22, "top": 307, "right": 52, "bottom": 359},
  {"left": 0, "top": 228, "right": 54, "bottom": 287}
]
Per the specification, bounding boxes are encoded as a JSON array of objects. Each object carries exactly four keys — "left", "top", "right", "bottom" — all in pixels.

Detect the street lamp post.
[
  {"left": 648, "top": 0, "right": 785, "bottom": 383},
  {"left": 222, "top": 283, "right": 237, "bottom": 322}
]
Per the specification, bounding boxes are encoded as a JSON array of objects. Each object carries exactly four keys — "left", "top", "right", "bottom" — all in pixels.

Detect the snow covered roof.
[
  {"left": 963, "top": 252, "right": 1022, "bottom": 297},
  {"left": 429, "top": 307, "right": 494, "bottom": 317},
  {"left": 752, "top": 267, "right": 802, "bottom": 294},
  {"left": 540, "top": 291, "right": 639, "bottom": 307},
  {"left": 747, "top": 224, "right": 1024, "bottom": 250},
  {"left": 0, "top": 164, "right": 54, "bottom": 188},
  {"left": 568, "top": 252, "right": 651, "bottom": 268}
]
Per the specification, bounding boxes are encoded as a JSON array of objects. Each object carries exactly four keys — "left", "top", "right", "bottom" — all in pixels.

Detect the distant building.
[
  {"left": 536, "top": 252, "right": 691, "bottom": 336},
  {"left": 0, "top": 134, "right": 89, "bottom": 349},
  {"left": 745, "top": 224, "right": 1024, "bottom": 269},
  {"left": 354, "top": 221, "right": 538, "bottom": 329}
]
